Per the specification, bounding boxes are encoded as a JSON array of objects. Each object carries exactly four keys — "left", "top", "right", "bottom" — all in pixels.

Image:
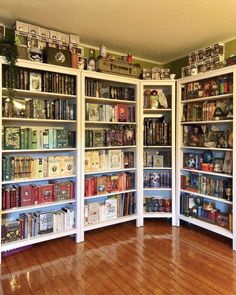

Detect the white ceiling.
[{"left": 1, "top": 0, "right": 236, "bottom": 64}]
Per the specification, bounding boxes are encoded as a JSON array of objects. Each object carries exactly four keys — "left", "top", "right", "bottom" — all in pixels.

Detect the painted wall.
[{"left": 164, "top": 39, "right": 236, "bottom": 78}]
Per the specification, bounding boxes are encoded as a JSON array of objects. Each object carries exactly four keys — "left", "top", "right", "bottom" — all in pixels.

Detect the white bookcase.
[
  {"left": 139, "top": 80, "right": 176, "bottom": 224},
  {"left": 176, "top": 66, "right": 236, "bottom": 250},
  {"left": 0, "top": 58, "right": 81, "bottom": 262},
  {"left": 80, "top": 71, "right": 143, "bottom": 240}
]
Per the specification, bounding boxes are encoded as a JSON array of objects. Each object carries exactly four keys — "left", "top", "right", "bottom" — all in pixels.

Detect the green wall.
[{"left": 164, "top": 38, "right": 236, "bottom": 78}]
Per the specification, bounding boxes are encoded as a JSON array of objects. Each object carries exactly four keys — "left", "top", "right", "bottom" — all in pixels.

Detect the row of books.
[
  {"left": 3, "top": 126, "right": 76, "bottom": 150},
  {"left": 1, "top": 207, "right": 75, "bottom": 244},
  {"left": 2, "top": 155, "right": 75, "bottom": 181},
  {"left": 182, "top": 75, "right": 233, "bottom": 100},
  {"left": 85, "top": 127, "right": 136, "bottom": 147},
  {"left": 182, "top": 99, "right": 233, "bottom": 122},
  {"left": 3, "top": 97, "right": 76, "bottom": 120},
  {"left": 180, "top": 193, "right": 232, "bottom": 230},
  {"left": 85, "top": 150, "right": 134, "bottom": 172},
  {"left": 143, "top": 172, "right": 172, "bottom": 188},
  {"left": 144, "top": 117, "right": 171, "bottom": 146},
  {"left": 86, "top": 103, "right": 135, "bottom": 122},
  {"left": 2, "top": 180, "right": 75, "bottom": 210},
  {"left": 143, "top": 151, "right": 171, "bottom": 168},
  {"left": 3, "top": 66, "right": 76, "bottom": 95},
  {"left": 85, "top": 78, "right": 135, "bottom": 100},
  {"left": 144, "top": 197, "right": 171, "bottom": 213},
  {"left": 181, "top": 174, "right": 232, "bottom": 201},
  {"left": 84, "top": 193, "right": 136, "bottom": 225},
  {"left": 85, "top": 172, "right": 135, "bottom": 197}
]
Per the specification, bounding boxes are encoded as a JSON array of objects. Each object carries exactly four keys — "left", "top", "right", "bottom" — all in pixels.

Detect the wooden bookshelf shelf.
[
  {"left": 84, "top": 167, "right": 136, "bottom": 175},
  {"left": 85, "top": 121, "right": 136, "bottom": 125},
  {"left": 144, "top": 167, "right": 172, "bottom": 170},
  {"left": 181, "top": 93, "right": 233, "bottom": 104},
  {"left": 181, "top": 120, "right": 233, "bottom": 125},
  {"left": 143, "top": 188, "right": 172, "bottom": 191},
  {"left": 85, "top": 146, "right": 136, "bottom": 150},
  {"left": 181, "top": 168, "right": 233, "bottom": 178},
  {"left": 84, "top": 189, "right": 136, "bottom": 200},
  {"left": 181, "top": 146, "right": 233, "bottom": 151},
  {"left": 143, "top": 212, "right": 173, "bottom": 218},
  {"left": 2, "top": 148, "right": 77, "bottom": 153},
  {"left": 2, "top": 117, "right": 76, "bottom": 123},
  {"left": 85, "top": 96, "right": 136, "bottom": 105}
]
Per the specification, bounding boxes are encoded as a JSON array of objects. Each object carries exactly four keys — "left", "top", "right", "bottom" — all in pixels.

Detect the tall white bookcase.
[
  {"left": 139, "top": 80, "right": 176, "bottom": 224},
  {"left": 0, "top": 58, "right": 82, "bottom": 262},
  {"left": 80, "top": 71, "right": 143, "bottom": 241},
  {"left": 176, "top": 66, "right": 236, "bottom": 250}
]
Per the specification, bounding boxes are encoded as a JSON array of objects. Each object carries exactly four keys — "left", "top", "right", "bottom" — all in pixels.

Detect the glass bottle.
[{"left": 87, "top": 48, "right": 96, "bottom": 71}]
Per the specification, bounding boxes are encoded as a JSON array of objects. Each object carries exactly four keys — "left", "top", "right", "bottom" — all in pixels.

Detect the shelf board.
[
  {"left": 180, "top": 189, "right": 232, "bottom": 205},
  {"left": 2, "top": 88, "right": 76, "bottom": 99},
  {"left": 143, "top": 212, "right": 173, "bottom": 218},
  {"left": 2, "top": 175, "right": 76, "bottom": 185},
  {"left": 85, "top": 167, "right": 136, "bottom": 175},
  {"left": 181, "top": 93, "right": 233, "bottom": 104},
  {"left": 1, "top": 228, "right": 77, "bottom": 252},
  {"left": 2, "top": 117, "right": 76, "bottom": 123},
  {"left": 181, "top": 120, "right": 233, "bottom": 125},
  {"left": 181, "top": 146, "right": 233, "bottom": 151},
  {"left": 143, "top": 114, "right": 167, "bottom": 119},
  {"left": 143, "top": 188, "right": 172, "bottom": 191},
  {"left": 144, "top": 167, "right": 172, "bottom": 170},
  {"left": 84, "top": 215, "right": 137, "bottom": 231},
  {"left": 181, "top": 168, "right": 232, "bottom": 178},
  {"left": 2, "top": 199, "right": 76, "bottom": 215},
  {"left": 144, "top": 146, "right": 172, "bottom": 149},
  {"left": 85, "top": 121, "right": 136, "bottom": 125},
  {"left": 85, "top": 96, "right": 136, "bottom": 105},
  {"left": 84, "top": 189, "right": 136, "bottom": 200},
  {"left": 179, "top": 214, "right": 233, "bottom": 239},
  {"left": 2, "top": 148, "right": 77, "bottom": 153},
  {"left": 85, "top": 145, "right": 136, "bottom": 150},
  {"left": 143, "top": 108, "right": 171, "bottom": 112}
]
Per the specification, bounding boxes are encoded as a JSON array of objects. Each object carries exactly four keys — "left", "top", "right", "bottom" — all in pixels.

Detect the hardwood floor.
[{"left": 1, "top": 220, "right": 236, "bottom": 295}]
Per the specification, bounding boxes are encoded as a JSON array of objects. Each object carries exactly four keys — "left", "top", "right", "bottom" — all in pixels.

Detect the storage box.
[
  {"left": 14, "top": 21, "right": 29, "bottom": 33},
  {"left": 44, "top": 46, "right": 71, "bottom": 67},
  {"left": 28, "top": 24, "right": 40, "bottom": 35}
]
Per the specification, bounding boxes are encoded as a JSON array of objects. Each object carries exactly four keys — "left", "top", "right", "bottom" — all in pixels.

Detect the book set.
[
  {"left": 3, "top": 65, "right": 76, "bottom": 95},
  {"left": 2, "top": 154, "right": 75, "bottom": 181},
  {"left": 85, "top": 78, "right": 135, "bottom": 101},
  {"left": 85, "top": 126, "right": 135, "bottom": 147},
  {"left": 1, "top": 207, "right": 75, "bottom": 244},
  {"left": 143, "top": 150, "right": 171, "bottom": 168},
  {"left": 144, "top": 117, "right": 171, "bottom": 146},
  {"left": 86, "top": 103, "right": 135, "bottom": 122},
  {"left": 85, "top": 150, "right": 134, "bottom": 172},
  {"left": 182, "top": 98, "right": 233, "bottom": 122},
  {"left": 3, "top": 126, "right": 76, "bottom": 150},
  {"left": 181, "top": 74, "right": 233, "bottom": 101},
  {"left": 84, "top": 192, "right": 136, "bottom": 226},
  {"left": 2, "top": 180, "right": 75, "bottom": 210},
  {"left": 144, "top": 197, "right": 171, "bottom": 213},
  {"left": 143, "top": 172, "right": 172, "bottom": 188},
  {"left": 2, "top": 97, "right": 76, "bottom": 120},
  {"left": 85, "top": 172, "right": 135, "bottom": 197}
]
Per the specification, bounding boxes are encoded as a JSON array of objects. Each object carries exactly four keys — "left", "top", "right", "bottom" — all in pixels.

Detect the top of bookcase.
[
  {"left": 177, "top": 65, "right": 236, "bottom": 84},
  {"left": 0, "top": 57, "right": 79, "bottom": 76}
]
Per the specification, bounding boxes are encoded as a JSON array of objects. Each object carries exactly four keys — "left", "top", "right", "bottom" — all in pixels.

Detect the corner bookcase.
[
  {"left": 0, "top": 58, "right": 81, "bottom": 262},
  {"left": 139, "top": 80, "right": 176, "bottom": 224},
  {"left": 80, "top": 71, "right": 143, "bottom": 240},
  {"left": 176, "top": 66, "right": 236, "bottom": 250}
]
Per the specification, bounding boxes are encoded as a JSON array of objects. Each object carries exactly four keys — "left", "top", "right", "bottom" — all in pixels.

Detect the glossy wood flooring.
[{"left": 1, "top": 220, "right": 236, "bottom": 295}]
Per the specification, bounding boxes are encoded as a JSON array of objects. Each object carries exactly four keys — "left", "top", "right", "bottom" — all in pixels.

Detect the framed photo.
[
  {"left": 29, "top": 72, "right": 42, "bottom": 92},
  {"left": 153, "top": 155, "right": 164, "bottom": 167}
]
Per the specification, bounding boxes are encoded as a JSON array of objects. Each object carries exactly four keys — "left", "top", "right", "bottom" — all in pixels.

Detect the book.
[
  {"left": 61, "top": 156, "right": 74, "bottom": 176},
  {"left": 29, "top": 72, "right": 42, "bottom": 92},
  {"left": 1, "top": 221, "right": 21, "bottom": 243},
  {"left": 4, "top": 126, "right": 21, "bottom": 150},
  {"left": 109, "top": 150, "right": 122, "bottom": 170},
  {"left": 47, "top": 156, "right": 61, "bottom": 177},
  {"left": 105, "top": 198, "right": 117, "bottom": 220},
  {"left": 37, "top": 211, "right": 53, "bottom": 234}
]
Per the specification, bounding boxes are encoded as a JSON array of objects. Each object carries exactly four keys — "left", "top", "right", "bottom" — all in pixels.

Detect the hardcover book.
[
  {"left": 4, "top": 126, "right": 21, "bottom": 150},
  {"left": 37, "top": 211, "right": 54, "bottom": 234},
  {"left": 47, "top": 156, "right": 61, "bottom": 177},
  {"left": 1, "top": 221, "right": 21, "bottom": 243},
  {"left": 105, "top": 198, "right": 117, "bottom": 220},
  {"left": 29, "top": 72, "right": 42, "bottom": 92},
  {"left": 109, "top": 150, "right": 122, "bottom": 170},
  {"left": 61, "top": 156, "right": 74, "bottom": 176}
]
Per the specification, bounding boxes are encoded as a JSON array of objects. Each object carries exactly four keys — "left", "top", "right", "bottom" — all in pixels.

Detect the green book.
[
  {"left": 32, "top": 130, "right": 38, "bottom": 149},
  {"left": 4, "top": 127, "right": 21, "bottom": 150}
]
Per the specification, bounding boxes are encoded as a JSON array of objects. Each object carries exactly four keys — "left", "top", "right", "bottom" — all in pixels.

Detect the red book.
[
  {"left": 5, "top": 188, "right": 11, "bottom": 209},
  {"left": 38, "top": 184, "right": 53, "bottom": 204},
  {"left": 31, "top": 185, "right": 39, "bottom": 205},
  {"left": 2, "top": 188, "right": 6, "bottom": 210},
  {"left": 20, "top": 185, "right": 32, "bottom": 207},
  {"left": 117, "top": 104, "right": 128, "bottom": 122},
  {"left": 10, "top": 187, "right": 17, "bottom": 208}
]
